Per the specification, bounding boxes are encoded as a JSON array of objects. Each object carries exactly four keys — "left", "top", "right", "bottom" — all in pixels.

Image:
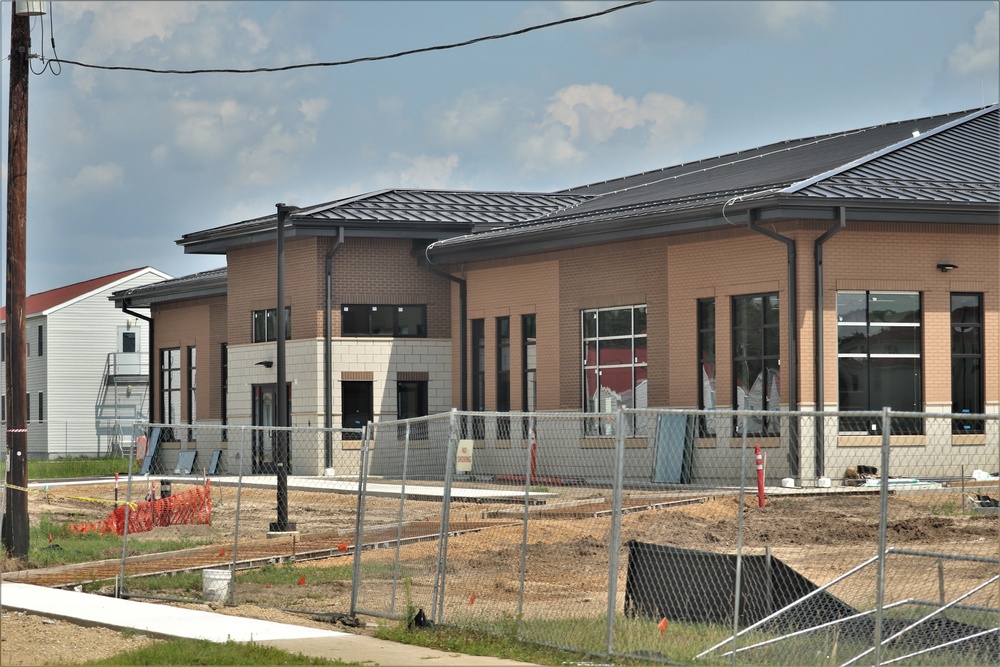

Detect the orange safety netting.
[{"left": 69, "top": 481, "right": 212, "bottom": 536}]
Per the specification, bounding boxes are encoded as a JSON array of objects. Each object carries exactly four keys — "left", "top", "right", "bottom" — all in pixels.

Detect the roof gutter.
[
  {"left": 813, "top": 207, "right": 846, "bottom": 478},
  {"left": 747, "top": 209, "right": 800, "bottom": 479}
]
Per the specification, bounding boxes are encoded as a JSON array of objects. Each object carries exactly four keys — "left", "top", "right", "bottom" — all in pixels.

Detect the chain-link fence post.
[
  {"left": 350, "top": 424, "right": 371, "bottom": 617},
  {"left": 605, "top": 408, "right": 627, "bottom": 657},
  {"left": 117, "top": 424, "right": 141, "bottom": 597},
  {"left": 517, "top": 415, "right": 535, "bottom": 627},
  {"left": 732, "top": 413, "right": 749, "bottom": 666},
  {"left": 432, "top": 409, "right": 459, "bottom": 624},
  {"left": 229, "top": 426, "right": 247, "bottom": 606},
  {"left": 387, "top": 421, "right": 412, "bottom": 618},
  {"left": 873, "top": 407, "right": 892, "bottom": 666}
]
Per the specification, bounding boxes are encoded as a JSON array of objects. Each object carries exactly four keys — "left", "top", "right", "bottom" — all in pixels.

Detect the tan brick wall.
[
  {"left": 151, "top": 294, "right": 226, "bottom": 424},
  {"left": 445, "top": 219, "right": 998, "bottom": 416},
  {"left": 227, "top": 237, "right": 452, "bottom": 346}
]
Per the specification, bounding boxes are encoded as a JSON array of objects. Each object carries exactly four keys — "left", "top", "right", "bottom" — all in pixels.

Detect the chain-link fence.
[{"left": 73, "top": 407, "right": 998, "bottom": 665}]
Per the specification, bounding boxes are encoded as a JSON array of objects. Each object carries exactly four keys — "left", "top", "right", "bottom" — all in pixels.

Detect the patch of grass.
[
  {"left": 29, "top": 514, "right": 211, "bottom": 567},
  {"left": 83, "top": 638, "right": 355, "bottom": 665},
  {"left": 29, "top": 456, "right": 135, "bottom": 480},
  {"left": 236, "top": 561, "right": 353, "bottom": 586}
]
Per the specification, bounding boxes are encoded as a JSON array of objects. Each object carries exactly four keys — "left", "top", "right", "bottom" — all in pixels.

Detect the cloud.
[
  {"left": 238, "top": 17, "right": 270, "bottom": 53},
  {"left": 65, "top": 162, "right": 125, "bottom": 197},
  {"left": 948, "top": 6, "right": 999, "bottom": 76},
  {"left": 384, "top": 153, "right": 461, "bottom": 189},
  {"left": 235, "top": 122, "right": 319, "bottom": 186},
  {"left": 518, "top": 84, "right": 705, "bottom": 170},
  {"left": 435, "top": 90, "right": 510, "bottom": 144},
  {"left": 756, "top": 1, "right": 830, "bottom": 32},
  {"left": 299, "top": 98, "right": 329, "bottom": 123}
]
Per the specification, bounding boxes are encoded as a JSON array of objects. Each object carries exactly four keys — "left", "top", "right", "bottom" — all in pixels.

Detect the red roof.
[{"left": 1, "top": 268, "right": 149, "bottom": 320}]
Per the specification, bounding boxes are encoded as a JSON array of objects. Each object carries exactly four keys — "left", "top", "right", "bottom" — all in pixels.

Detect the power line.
[{"left": 49, "top": 0, "right": 653, "bottom": 75}]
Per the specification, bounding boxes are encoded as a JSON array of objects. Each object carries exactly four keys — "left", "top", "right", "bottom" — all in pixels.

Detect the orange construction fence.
[{"left": 69, "top": 481, "right": 212, "bottom": 536}]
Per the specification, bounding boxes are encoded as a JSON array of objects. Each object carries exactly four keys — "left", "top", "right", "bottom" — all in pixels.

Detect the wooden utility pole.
[{"left": 3, "top": 4, "right": 31, "bottom": 558}]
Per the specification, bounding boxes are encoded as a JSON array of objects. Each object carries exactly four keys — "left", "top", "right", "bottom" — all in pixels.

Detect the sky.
[{"left": 1, "top": 0, "right": 998, "bottom": 295}]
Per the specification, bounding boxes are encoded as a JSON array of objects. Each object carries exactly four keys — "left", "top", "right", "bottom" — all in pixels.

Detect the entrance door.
[
  {"left": 342, "top": 381, "right": 373, "bottom": 439},
  {"left": 252, "top": 383, "right": 291, "bottom": 474}
]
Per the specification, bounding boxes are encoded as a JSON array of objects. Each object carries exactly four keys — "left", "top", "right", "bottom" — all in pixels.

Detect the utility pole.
[{"left": 3, "top": 3, "right": 33, "bottom": 558}]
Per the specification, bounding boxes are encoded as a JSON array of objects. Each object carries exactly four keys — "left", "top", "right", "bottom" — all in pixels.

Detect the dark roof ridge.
[{"left": 559, "top": 105, "right": 992, "bottom": 197}]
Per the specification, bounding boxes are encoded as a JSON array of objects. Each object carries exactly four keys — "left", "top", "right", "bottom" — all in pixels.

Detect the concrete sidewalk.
[{"left": 0, "top": 583, "right": 538, "bottom": 666}]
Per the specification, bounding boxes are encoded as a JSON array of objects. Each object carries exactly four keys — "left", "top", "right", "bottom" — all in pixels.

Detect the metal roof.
[
  {"left": 1, "top": 268, "right": 160, "bottom": 321},
  {"left": 110, "top": 267, "right": 227, "bottom": 308},
  {"left": 178, "top": 189, "right": 590, "bottom": 254},
  {"left": 427, "top": 105, "right": 999, "bottom": 262}
]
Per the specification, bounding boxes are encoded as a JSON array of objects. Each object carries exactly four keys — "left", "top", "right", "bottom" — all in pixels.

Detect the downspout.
[
  {"left": 121, "top": 306, "right": 153, "bottom": 420},
  {"left": 747, "top": 210, "right": 800, "bottom": 479},
  {"left": 424, "top": 262, "right": 467, "bottom": 411},
  {"left": 813, "top": 207, "right": 846, "bottom": 478},
  {"left": 324, "top": 227, "right": 345, "bottom": 469}
]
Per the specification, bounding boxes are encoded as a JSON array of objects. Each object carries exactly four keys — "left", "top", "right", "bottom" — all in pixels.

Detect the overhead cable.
[{"left": 49, "top": 0, "right": 653, "bottom": 75}]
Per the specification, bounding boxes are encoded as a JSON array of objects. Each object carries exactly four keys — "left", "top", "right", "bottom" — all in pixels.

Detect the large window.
[
  {"left": 732, "top": 294, "right": 780, "bottom": 436},
  {"left": 951, "top": 293, "right": 983, "bottom": 434},
  {"left": 252, "top": 307, "right": 291, "bottom": 343},
  {"left": 342, "top": 304, "right": 426, "bottom": 337},
  {"left": 697, "top": 299, "right": 716, "bottom": 436},
  {"left": 38, "top": 392, "right": 43, "bottom": 422},
  {"left": 397, "top": 380, "right": 429, "bottom": 440},
  {"left": 582, "top": 305, "right": 647, "bottom": 435},
  {"left": 469, "top": 319, "right": 485, "bottom": 438},
  {"left": 837, "top": 291, "right": 922, "bottom": 434},
  {"left": 221, "top": 343, "right": 228, "bottom": 440},
  {"left": 496, "top": 317, "right": 511, "bottom": 439},
  {"left": 187, "top": 346, "right": 197, "bottom": 441},
  {"left": 161, "top": 348, "right": 181, "bottom": 440},
  {"left": 522, "top": 315, "right": 536, "bottom": 412},
  {"left": 37, "top": 325, "right": 43, "bottom": 357}
]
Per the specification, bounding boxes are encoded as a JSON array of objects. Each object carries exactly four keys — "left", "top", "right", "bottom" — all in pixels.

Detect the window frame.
[
  {"left": 581, "top": 304, "right": 648, "bottom": 436},
  {"left": 252, "top": 307, "right": 291, "bottom": 343},
  {"left": 341, "top": 304, "right": 427, "bottom": 338},
  {"left": 697, "top": 298, "right": 716, "bottom": 437},
  {"left": 951, "top": 293, "right": 984, "bottom": 434},
  {"left": 731, "top": 293, "right": 780, "bottom": 437},
  {"left": 160, "top": 347, "right": 181, "bottom": 441},
  {"left": 187, "top": 346, "right": 197, "bottom": 441},
  {"left": 836, "top": 291, "right": 923, "bottom": 435}
]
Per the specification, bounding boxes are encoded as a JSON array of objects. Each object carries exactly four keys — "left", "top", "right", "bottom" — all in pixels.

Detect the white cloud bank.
[
  {"left": 948, "top": 6, "right": 999, "bottom": 77},
  {"left": 518, "top": 84, "right": 706, "bottom": 171}
]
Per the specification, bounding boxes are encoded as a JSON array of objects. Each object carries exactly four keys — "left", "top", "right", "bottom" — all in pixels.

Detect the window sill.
[
  {"left": 728, "top": 437, "right": 781, "bottom": 449},
  {"left": 952, "top": 434, "right": 987, "bottom": 446},
  {"left": 837, "top": 435, "right": 926, "bottom": 447}
]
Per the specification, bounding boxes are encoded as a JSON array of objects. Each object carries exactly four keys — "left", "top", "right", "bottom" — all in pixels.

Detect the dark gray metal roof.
[
  {"left": 178, "top": 189, "right": 590, "bottom": 254},
  {"left": 111, "top": 267, "right": 227, "bottom": 307},
  {"left": 427, "top": 105, "right": 999, "bottom": 263}
]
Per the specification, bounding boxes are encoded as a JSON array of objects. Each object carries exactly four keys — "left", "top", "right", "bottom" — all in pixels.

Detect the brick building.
[
  {"left": 426, "top": 104, "right": 1000, "bottom": 482},
  {"left": 112, "top": 191, "right": 586, "bottom": 474}
]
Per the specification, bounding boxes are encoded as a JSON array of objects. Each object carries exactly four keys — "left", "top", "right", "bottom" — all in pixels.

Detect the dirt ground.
[{"left": 2, "top": 480, "right": 997, "bottom": 665}]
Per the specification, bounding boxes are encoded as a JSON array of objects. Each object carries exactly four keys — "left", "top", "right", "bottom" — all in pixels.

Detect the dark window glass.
[
  {"left": 951, "top": 293, "right": 983, "bottom": 433},
  {"left": 37, "top": 325, "right": 43, "bottom": 357},
  {"left": 397, "top": 380, "right": 428, "bottom": 440},
  {"left": 252, "top": 307, "right": 291, "bottom": 343},
  {"left": 522, "top": 314, "right": 536, "bottom": 438},
  {"left": 342, "top": 304, "right": 427, "bottom": 337},
  {"left": 697, "top": 299, "right": 716, "bottom": 437},
  {"left": 161, "top": 348, "right": 181, "bottom": 440},
  {"left": 837, "top": 291, "right": 922, "bottom": 434},
  {"left": 732, "top": 293, "right": 780, "bottom": 436}
]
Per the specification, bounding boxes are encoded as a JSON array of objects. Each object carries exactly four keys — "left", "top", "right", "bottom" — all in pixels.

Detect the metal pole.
[
  {"left": 270, "top": 203, "right": 295, "bottom": 533},
  {"left": 3, "top": 5, "right": 30, "bottom": 559},
  {"left": 433, "top": 409, "right": 459, "bottom": 624},
  {"left": 230, "top": 427, "right": 247, "bottom": 606},
  {"left": 389, "top": 421, "right": 412, "bottom": 617},
  {"left": 517, "top": 416, "right": 535, "bottom": 626},
  {"left": 605, "top": 409, "right": 626, "bottom": 657},
  {"left": 118, "top": 423, "right": 140, "bottom": 596},
  {"left": 874, "top": 408, "right": 892, "bottom": 667},
  {"left": 350, "top": 424, "right": 370, "bottom": 617},
  {"left": 732, "top": 414, "right": 749, "bottom": 665}
]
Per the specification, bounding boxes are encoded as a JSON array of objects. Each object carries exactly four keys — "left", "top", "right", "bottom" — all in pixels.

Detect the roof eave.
[{"left": 428, "top": 197, "right": 999, "bottom": 264}]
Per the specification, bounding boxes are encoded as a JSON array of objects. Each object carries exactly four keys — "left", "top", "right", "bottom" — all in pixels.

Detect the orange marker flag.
[
  {"left": 337, "top": 542, "right": 348, "bottom": 552},
  {"left": 297, "top": 575, "right": 306, "bottom": 586},
  {"left": 49, "top": 533, "right": 53, "bottom": 543},
  {"left": 658, "top": 618, "right": 668, "bottom": 634},
  {"left": 469, "top": 592, "right": 477, "bottom": 605},
  {"left": 218, "top": 548, "right": 226, "bottom": 557}
]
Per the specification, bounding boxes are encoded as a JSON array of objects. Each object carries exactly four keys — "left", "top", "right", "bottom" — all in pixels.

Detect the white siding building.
[{"left": 1, "top": 267, "right": 171, "bottom": 458}]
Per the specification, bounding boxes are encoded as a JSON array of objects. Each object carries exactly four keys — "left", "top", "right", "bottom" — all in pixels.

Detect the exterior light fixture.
[
  {"left": 937, "top": 263, "right": 958, "bottom": 273},
  {"left": 15, "top": 1, "right": 47, "bottom": 16},
  {"left": 255, "top": 360, "right": 274, "bottom": 368}
]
